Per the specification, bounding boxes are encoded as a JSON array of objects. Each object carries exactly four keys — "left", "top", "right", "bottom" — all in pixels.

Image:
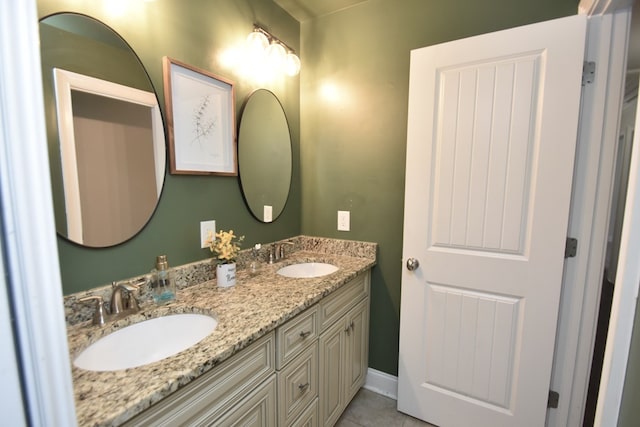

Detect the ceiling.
[
  {"left": 274, "top": 0, "right": 639, "bottom": 91},
  {"left": 274, "top": 0, "right": 368, "bottom": 21}
]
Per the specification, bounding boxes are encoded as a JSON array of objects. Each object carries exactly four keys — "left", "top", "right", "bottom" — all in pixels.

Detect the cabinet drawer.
[
  {"left": 319, "top": 272, "right": 370, "bottom": 332},
  {"left": 278, "top": 342, "right": 318, "bottom": 427},
  {"left": 290, "top": 398, "right": 318, "bottom": 427},
  {"left": 276, "top": 305, "right": 318, "bottom": 369},
  {"left": 122, "top": 332, "right": 275, "bottom": 427},
  {"left": 215, "top": 375, "right": 277, "bottom": 427}
]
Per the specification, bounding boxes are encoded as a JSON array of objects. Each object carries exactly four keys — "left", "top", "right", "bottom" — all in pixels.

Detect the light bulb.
[
  {"left": 246, "top": 31, "right": 269, "bottom": 57},
  {"left": 284, "top": 53, "right": 301, "bottom": 76},
  {"left": 266, "top": 42, "right": 287, "bottom": 72}
]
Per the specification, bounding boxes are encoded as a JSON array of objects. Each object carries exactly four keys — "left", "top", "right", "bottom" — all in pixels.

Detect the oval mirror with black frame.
[
  {"left": 238, "top": 89, "right": 292, "bottom": 223},
  {"left": 39, "top": 13, "right": 166, "bottom": 248}
]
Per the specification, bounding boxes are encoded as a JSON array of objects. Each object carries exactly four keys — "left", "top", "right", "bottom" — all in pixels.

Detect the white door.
[{"left": 397, "top": 15, "right": 587, "bottom": 427}]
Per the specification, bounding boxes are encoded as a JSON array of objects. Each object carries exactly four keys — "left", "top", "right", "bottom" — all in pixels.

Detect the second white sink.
[
  {"left": 277, "top": 262, "right": 338, "bottom": 278},
  {"left": 74, "top": 313, "right": 217, "bottom": 371}
]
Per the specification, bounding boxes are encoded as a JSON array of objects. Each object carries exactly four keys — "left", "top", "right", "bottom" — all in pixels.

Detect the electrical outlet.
[
  {"left": 263, "top": 205, "right": 273, "bottom": 222},
  {"left": 338, "top": 210, "right": 350, "bottom": 231},
  {"left": 200, "top": 220, "right": 216, "bottom": 248}
]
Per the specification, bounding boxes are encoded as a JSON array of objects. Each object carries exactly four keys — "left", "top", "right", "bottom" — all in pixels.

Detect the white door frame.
[
  {"left": 548, "top": 1, "right": 634, "bottom": 426},
  {"left": 595, "top": 72, "right": 640, "bottom": 426},
  {"left": 0, "top": 1, "right": 77, "bottom": 425},
  {"left": 547, "top": 7, "right": 632, "bottom": 427}
]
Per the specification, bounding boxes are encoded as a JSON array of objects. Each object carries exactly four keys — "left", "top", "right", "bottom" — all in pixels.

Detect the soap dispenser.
[{"left": 152, "top": 255, "right": 176, "bottom": 305}]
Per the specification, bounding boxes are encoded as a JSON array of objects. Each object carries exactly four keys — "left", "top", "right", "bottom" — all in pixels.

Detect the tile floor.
[{"left": 335, "top": 388, "right": 436, "bottom": 427}]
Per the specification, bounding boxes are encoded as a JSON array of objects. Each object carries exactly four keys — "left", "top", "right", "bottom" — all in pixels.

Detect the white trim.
[
  {"left": 0, "top": 1, "right": 77, "bottom": 425},
  {"left": 547, "top": 9, "right": 631, "bottom": 427},
  {"left": 364, "top": 368, "right": 398, "bottom": 400},
  {"left": 0, "top": 235, "right": 27, "bottom": 426},
  {"left": 594, "top": 72, "right": 640, "bottom": 426},
  {"left": 579, "top": 0, "right": 634, "bottom": 15}
]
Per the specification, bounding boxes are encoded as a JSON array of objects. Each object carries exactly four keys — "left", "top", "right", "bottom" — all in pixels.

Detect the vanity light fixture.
[{"left": 247, "top": 25, "right": 300, "bottom": 77}]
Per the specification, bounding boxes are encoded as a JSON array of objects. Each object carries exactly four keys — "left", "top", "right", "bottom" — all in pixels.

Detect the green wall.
[
  {"left": 38, "top": 0, "right": 301, "bottom": 294},
  {"left": 299, "top": 0, "right": 578, "bottom": 376},
  {"left": 40, "top": 0, "right": 584, "bottom": 380}
]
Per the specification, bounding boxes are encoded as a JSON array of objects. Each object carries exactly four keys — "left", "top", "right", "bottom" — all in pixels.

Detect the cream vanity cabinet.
[
  {"left": 275, "top": 270, "right": 370, "bottom": 427},
  {"left": 122, "top": 270, "right": 370, "bottom": 427},
  {"left": 318, "top": 273, "right": 370, "bottom": 427},
  {"left": 122, "top": 332, "right": 277, "bottom": 426}
]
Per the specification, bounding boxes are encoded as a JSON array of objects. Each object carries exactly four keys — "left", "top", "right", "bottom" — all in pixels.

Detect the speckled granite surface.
[{"left": 66, "top": 236, "right": 376, "bottom": 426}]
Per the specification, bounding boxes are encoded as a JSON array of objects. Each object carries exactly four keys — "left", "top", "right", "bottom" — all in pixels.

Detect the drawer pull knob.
[
  {"left": 299, "top": 330, "right": 312, "bottom": 338},
  {"left": 298, "top": 382, "right": 310, "bottom": 392},
  {"left": 345, "top": 321, "right": 355, "bottom": 334}
]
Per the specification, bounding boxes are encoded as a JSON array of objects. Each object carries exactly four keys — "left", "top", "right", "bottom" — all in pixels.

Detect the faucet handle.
[{"left": 79, "top": 295, "right": 107, "bottom": 326}]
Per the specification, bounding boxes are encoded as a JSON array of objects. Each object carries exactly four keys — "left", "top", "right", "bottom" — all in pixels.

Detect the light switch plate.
[
  {"left": 338, "top": 210, "right": 350, "bottom": 231},
  {"left": 200, "top": 220, "right": 216, "bottom": 248},
  {"left": 263, "top": 205, "right": 273, "bottom": 222}
]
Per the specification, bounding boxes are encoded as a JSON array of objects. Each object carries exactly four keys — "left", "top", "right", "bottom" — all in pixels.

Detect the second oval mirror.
[{"left": 238, "top": 89, "right": 292, "bottom": 222}]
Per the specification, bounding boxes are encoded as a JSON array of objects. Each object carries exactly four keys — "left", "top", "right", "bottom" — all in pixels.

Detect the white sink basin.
[
  {"left": 74, "top": 313, "right": 217, "bottom": 371},
  {"left": 277, "top": 262, "right": 338, "bottom": 278}
]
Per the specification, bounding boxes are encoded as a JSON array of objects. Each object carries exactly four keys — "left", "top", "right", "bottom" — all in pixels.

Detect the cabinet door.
[
  {"left": 278, "top": 342, "right": 318, "bottom": 426},
  {"left": 345, "top": 299, "right": 369, "bottom": 404},
  {"left": 319, "top": 319, "right": 345, "bottom": 427},
  {"left": 215, "top": 375, "right": 277, "bottom": 427},
  {"left": 290, "top": 398, "right": 318, "bottom": 427}
]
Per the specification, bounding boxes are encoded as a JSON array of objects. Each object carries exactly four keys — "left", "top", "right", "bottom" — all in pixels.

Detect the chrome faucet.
[
  {"left": 268, "top": 241, "right": 295, "bottom": 264},
  {"left": 110, "top": 281, "right": 141, "bottom": 314},
  {"left": 79, "top": 278, "right": 145, "bottom": 326}
]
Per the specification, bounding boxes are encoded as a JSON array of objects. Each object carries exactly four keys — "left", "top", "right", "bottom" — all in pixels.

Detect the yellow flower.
[{"left": 208, "top": 229, "right": 244, "bottom": 264}]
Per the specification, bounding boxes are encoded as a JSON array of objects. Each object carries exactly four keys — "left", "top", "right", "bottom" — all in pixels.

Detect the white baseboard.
[{"left": 364, "top": 368, "right": 398, "bottom": 400}]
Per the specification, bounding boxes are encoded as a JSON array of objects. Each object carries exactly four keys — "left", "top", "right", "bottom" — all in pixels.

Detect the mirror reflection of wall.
[
  {"left": 71, "top": 90, "right": 158, "bottom": 246},
  {"left": 238, "top": 89, "right": 292, "bottom": 223},
  {"left": 39, "top": 13, "right": 166, "bottom": 248}
]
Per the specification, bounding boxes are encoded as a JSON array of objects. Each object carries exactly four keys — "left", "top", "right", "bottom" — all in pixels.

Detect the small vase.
[{"left": 217, "top": 262, "right": 236, "bottom": 287}]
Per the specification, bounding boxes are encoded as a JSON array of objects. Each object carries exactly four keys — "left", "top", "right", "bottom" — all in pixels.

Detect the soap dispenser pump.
[{"left": 152, "top": 255, "right": 176, "bottom": 305}]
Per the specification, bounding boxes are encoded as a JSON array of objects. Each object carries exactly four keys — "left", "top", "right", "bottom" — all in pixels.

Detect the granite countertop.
[{"left": 67, "top": 245, "right": 376, "bottom": 426}]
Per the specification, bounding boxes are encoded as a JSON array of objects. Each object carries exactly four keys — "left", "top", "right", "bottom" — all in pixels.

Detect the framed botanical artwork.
[{"left": 163, "top": 56, "right": 237, "bottom": 175}]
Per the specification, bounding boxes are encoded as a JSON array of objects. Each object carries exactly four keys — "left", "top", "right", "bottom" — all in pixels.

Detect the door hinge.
[
  {"left": 565, "top": 237, "right": 578, "bottom": 258},
  {"left": 548, "top": 390, "right": 560, "bottom": 409},
  {"left": 582, "top": 61, "right": 596, "bottom": 86}
]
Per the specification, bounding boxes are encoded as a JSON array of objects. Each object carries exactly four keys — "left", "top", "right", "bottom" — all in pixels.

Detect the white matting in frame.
[{"left": 163, "top": 57, "right": 236, "bottom": 175}]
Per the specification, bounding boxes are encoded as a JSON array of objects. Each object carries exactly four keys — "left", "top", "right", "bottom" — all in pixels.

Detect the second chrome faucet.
[{"left": 268, "top": 241, "right": 295, "bottom": 264}]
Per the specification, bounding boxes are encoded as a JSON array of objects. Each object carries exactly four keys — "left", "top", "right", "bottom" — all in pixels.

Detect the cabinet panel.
[
  {"left": 278, "top": 342, "right": 318, "bottom": 426},
  {"left": 215, "top": 375, "right": 277, "bottom": 427},
  {"left": 345, "top": 299, "right": 369, "bottom": 404},
  {"left": 276, "top": 305, "right": 318, "bottom": 369},
  {"left": 290, "top": 398, "right": 318, "bottom": 427},
  {"left": 123, "top": 332, "right": 275, "bottom": 427},
  {"left": 319, "top": 273, "right": 369, "bottom": 332},
  {"left": 319, "top": 319, "right": 345, "bottom": 427}
]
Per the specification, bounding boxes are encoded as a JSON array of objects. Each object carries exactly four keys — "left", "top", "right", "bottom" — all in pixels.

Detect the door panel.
[
  {"left": 433, "top": 54, "right": 540, "bottom": 254},
  {"left": 319, "top": 321, "right": 344, "bottom": 427},
  {"left": 425, "top": 285, "right": 520, "bottom": 409},
  {"left": 398, "top": 15, "right": 587, "bottom": 427}
]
